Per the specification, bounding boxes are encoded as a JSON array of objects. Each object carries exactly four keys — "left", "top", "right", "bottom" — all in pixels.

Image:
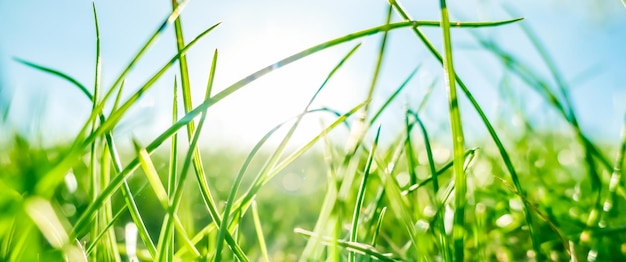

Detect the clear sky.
[{"left": 0, "top": 0, "right": 624, "bottom": 148}]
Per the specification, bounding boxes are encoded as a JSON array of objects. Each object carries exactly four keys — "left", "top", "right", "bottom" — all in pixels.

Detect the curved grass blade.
[
  {"left": 14, "top": 59, "right": 92, "bottom": 100},
  {"left": 369, "top": 64, "right": 420, "bottom": 125},
  {"left": 349, "top": 126, "right": 381, "bottom": 262},
  {"left": 371, "top": 207, "right": 387, "bottom": 246},
  {"left": 295, "top": 228, "right": 400, "bottom": 262},
  {"left": 344, "top": 5, "right": 392, "bottom": 164},
  {"left": 90, "top": 4, "right": 121, "bottom": 260},
  {"left": 404, "top": 113, "right": 418, "bottom": 187},
  {"left": 214, "top": 118, "right": 282, "bottom": 262},
  {"left": 170, "top": 0, "right": 193, "bottom": 118}
]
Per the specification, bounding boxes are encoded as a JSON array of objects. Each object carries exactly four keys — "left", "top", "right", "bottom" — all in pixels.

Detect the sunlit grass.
[{"left": 1, "top": 1, "right": 625, "bottom": 261}]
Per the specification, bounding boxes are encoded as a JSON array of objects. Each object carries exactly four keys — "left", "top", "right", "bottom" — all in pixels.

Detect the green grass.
[{"left": 1, "top": 1, "right": 626, "bottom": 261}]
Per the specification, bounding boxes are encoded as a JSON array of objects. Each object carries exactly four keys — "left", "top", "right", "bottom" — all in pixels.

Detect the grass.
[{"left": 1, "top": 0, "right": 626, "bottom": 261}]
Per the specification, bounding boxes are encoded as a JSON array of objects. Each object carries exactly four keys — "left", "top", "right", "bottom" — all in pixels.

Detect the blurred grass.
[{"left": 0, "top": 1, "right": 625, "bottom": 261}]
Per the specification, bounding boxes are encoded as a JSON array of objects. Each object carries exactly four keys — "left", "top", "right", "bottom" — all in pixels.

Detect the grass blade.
[
  {"left": 369, "top": 64, "right": 420, "bottom": 125},
  {"left": 437, "top": 1, "right": 467, "bottom": 260},
  {"left": 349, "top": 126, "right": 381, "bottom": 262},
  {"left": 295, "top": 228, "right": 399, "bottom": 262},
  {"left": 251, "top": 201, "right": 270, "bottom": 262}
]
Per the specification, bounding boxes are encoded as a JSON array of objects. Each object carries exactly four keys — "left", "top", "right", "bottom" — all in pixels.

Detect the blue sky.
[{"left": 0, "top": 0, "right": 624, "bottom": 147}]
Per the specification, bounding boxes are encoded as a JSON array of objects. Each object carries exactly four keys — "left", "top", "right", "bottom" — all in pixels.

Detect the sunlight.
[{"left": 188, "top": 23, "right": 364, "bottom": 146}]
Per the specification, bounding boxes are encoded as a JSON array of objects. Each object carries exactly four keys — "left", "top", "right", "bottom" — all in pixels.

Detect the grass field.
[{"left": 1, "top": 1, "right": 625, "bottom": 261}]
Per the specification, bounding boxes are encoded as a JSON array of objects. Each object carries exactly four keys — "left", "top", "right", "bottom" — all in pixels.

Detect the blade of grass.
[
  {"left": 404, "top": 112, "right": 419, "bottom": 188},
  {"left": 344, "top": 5, "right": 392, "bottom": 162},
  {"left": 251, "top": 201, "right": 270, "bottom": 262},
  {"left": 436, "top": 1, "right": 467, "bottom": 260},
  {"left": 370, "top": 64, "right": 420, "bottom": 125},
  {"left": 164, "top": 77, "right": 178, "bottom": 261},
  {"left": 170, "top": 0, "right": 193, "bottom": 119},
  {"left": 295, "top": 228, "right": 399, "bottom": 262},
  {"left": 371, "top": 207, "right": 387, "bottom": 246},
  {"left": 349, "top": 126, "right": 381, "bottom": 262},
  {"left": 214, "top": 121, "right": 282, "bottom": 261},
  {"left": 25, "top": 197, "right": 87, "bottom": 261},
  {"left": 88, "top": 3, "right": 109, "bottom": 260}
]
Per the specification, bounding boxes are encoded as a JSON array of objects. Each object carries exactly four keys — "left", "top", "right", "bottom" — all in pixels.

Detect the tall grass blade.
[
  {"left": 214, "top": 120, "right": 282, "bottom": 261},
  {"left": 251, "top": 201, "right": 270, "bottom": 262},
  {"left": 349, "top": 126, "right": 381, "bottom": 262},
  {"left": 164, "top": 77, "right": 179, "bottom": 261},
  {"left": 370, "top": 64, "right": 420, "bottom": 125},
  {"left": 436, "top": 1, "right": 467, "bottom": 260}
]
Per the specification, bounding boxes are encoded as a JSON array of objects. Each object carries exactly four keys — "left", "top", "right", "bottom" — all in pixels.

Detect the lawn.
[{"left": 0, "top": 1, "right": 625, "bottom": 261}]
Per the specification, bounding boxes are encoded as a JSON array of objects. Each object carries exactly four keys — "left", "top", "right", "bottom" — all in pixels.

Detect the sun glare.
[{"left": 188, "top": 24, "right": 364, "bottom": 146}]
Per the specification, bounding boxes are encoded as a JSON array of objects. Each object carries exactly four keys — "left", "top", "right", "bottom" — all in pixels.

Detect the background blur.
[{"left": 0, "top": 0, "right": 624, "bottom": 148}]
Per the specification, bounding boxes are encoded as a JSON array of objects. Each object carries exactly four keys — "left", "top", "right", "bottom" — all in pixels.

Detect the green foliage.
[{"left": 1, "top": 1, "right": 625, "bottom": 261}]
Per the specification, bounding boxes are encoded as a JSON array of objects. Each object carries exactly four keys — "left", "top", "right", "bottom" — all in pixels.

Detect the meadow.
[{"left": 0, "top": 1, "right": 625, "bottom": 261}]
